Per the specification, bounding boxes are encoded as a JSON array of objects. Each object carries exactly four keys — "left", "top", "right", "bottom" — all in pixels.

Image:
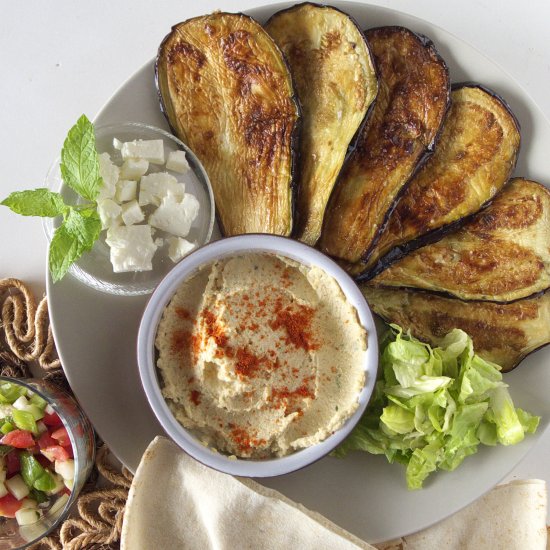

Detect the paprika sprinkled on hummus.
[{"left": 155, "top": 253, "right": 367, "bottom": 458}]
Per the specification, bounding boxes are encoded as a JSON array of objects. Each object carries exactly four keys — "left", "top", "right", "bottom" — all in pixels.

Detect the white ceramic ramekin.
[{"left": 137, "top": 234, "right": 378, "bottom": 477}]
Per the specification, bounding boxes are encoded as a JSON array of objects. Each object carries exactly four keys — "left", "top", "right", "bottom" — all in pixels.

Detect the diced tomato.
[
  {"left": 62, "top": 486, "right": 71, "bottom": 496},
  {"left": 0, "top": 430, "right": 34, "bottom": 449},
  {"left": 38, "top": 431, "right": 56, "bottom": 450},
  {"left": 0, "top": 493, "right": 22, "bottom": 518},
  {"left": 42, "top": 412, "right": 63, "bottom": 428},
  {"left": 51, "top": 427, "right": 70, "bottom": 447},
  {"left": 41, "top": 445, "right": 70, "bottom": 462},
  {"left": 6, "top": 451, "right": 20, "bottom": 476}
]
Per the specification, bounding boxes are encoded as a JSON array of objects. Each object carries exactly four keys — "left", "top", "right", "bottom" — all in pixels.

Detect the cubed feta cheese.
[
  {"left": 149, "top": 193, "right": 200, "bottom": 238},
  {"left": 116, "top": 179, "right": 137, "bottom": 202},
  {"left": 139, "top": 172, "right": 184, "bottom": 206},
  {"left": 113, "top": 137, "right": 123, "bottom": 150},
  {"left": 105, "top": 225, "right": 157, "bottom": 272},
  {"left": 97, "top": 199, "right": 122, "bottom": 229},
  {"left": 166, "top": 150, "right": 190, "bottom": 173},
  {"left": 97, "top": 153, "right": 120, "bottom": 200},
  {"left": 121, "top": 139, "right": 164, "bottom": 164},
  {"left": 121, "top": 200, "right": 145, "bottom": 226},
  {"left": 120, "top": 158, "right": 149, "bottom": 180},
  {"left": 167, "top": 237, "right": 196, "bottom": 263}
]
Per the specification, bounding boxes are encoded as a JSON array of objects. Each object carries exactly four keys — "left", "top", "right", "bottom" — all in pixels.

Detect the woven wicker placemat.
[{"left": 0, "top": 278, "right": 132, "bottom": 550}]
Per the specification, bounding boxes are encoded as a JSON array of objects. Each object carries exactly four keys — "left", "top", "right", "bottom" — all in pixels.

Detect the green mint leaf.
[
  {"left": 1, "top": 188, "right": 67, "bottom": 217},
  {"left": 60, "top": 114, "right": 103, "bottom": 201},
  {"left": 64, "top": 208, "right": 101, "bottom": 251},
  {"left": 49, "top": 221, "right": 86, "bottom": 283}
]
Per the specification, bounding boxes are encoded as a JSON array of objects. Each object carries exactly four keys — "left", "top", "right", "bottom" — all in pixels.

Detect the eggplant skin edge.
[
  {"left": 361, "top": 285, "right": 550, "bottom": 372},
  {"left": 265, "top": 2, "right": 379, "bottom": 246},
  {"left": 319, "top": 25, "right": 451, "bottom": 265},
  {"left": 155, "top": 11, "right": 301, "bottom": 237},
  {"left": 358, "top": 82, "right": 522, "bottom": 281}
]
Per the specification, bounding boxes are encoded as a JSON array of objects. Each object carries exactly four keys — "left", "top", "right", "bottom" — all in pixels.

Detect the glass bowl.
[
  {"left": 0, "top": 377, "right": 95, "bottom": 549},
  {"left": 43, "top": 122, "right": 215, "bottom": 296}
]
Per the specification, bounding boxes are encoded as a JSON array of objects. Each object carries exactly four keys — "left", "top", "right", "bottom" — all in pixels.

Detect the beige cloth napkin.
[{"left": 120, "top": 436, "right": 548, "bottom": 550}]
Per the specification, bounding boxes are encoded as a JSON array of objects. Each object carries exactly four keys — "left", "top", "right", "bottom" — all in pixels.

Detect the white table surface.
[{"left": 1, "top": 0, "right": 549, "bottom": 527}]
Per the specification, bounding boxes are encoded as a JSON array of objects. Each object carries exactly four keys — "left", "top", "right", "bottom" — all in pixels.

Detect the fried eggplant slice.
[
  {"left": 361, "top": 84, "right": 521, "bottom": 276},
  {"left": 318, "top": 26, "right": 450, "bottom": 263},
  {"left": 156, "top": 12, "right": 300, "bottom": 236},
  {"left": 372, "top": 179, "right": 550, "bottom": 302},
  {"left": 265, "top": 3, "right": 378, "bottom": 245},
  {"left": 361, "top": 285, "right": 550, "bottom": 371}
]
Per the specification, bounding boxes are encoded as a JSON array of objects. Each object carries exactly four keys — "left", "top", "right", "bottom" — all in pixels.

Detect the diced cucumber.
[
  {"left": 20, "top": 498, "right": 37, "bottom": 509},
  {"left": 13, "top": 396, "right": 30, "bottom": 411},
  {"left": 0, "top": 482, "right": 8, "bottom": 498},
  {"left": 1, "top": 422, "right": 14, "bottom": 434},
  {"left": 55, "top": 459, "right": 74, "bottom": 481},
  {"left": 6, "top": 474, "right": 30, "bottom": 500},
  {"left": 15, "top": 507, "right": 40, "bottom": 526},
  {"left": 24, "top": 405, "right": 44, "bottom": 421},
  {"left": 0, "top": 468, "right": 6, "bottom": 483},
  {"left": 45, "top": 474, "right": 64, "bottom": 496},
  {"left": 0, "top": 383, "right": 25, "bottom": 404},
  {"left": 12, "top": 409, "right": 37, "bottom": 434},
  {"left": 0, "top": 405, "right": 14, "bottom": 419},
  {"left": 28, "top": 393, "right": 47, "bottom": 410}
]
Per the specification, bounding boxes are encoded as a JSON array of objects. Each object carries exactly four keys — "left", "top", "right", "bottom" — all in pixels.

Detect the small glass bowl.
[
  {"left": 43, "top": 122, "right": 215, "bottom": 296},
  {"left": 0, "top": 376, "right": 95, "bottom": 549}
]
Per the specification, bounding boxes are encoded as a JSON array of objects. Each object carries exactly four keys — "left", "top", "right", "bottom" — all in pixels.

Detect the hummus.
[{"left": 155, "top": 253, "right": 367, "bottom": 458}]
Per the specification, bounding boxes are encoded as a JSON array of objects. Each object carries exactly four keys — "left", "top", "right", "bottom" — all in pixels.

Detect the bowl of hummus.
[{"left": 137, "top": 235, "right": 378, "bottom": 477}]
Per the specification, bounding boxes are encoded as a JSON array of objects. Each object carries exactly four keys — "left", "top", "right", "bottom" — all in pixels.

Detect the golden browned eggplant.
[
  {"left": 361, "top": 84, "right": 521, "bottom": 276},
  {"left": 361, "top": 285, "right": 550, "bottom": 371},
  {"left": 318, "top": 26, "right": 450, "bottom": 263},
  {"left": 372, "top": 179, "right": 550, "bottom": 302},
  {"left": 156, "top": 12, "right": 300, "bottom": 236},
  {"left": 265, "top": 3, "right": 378, "bottom": 245}
]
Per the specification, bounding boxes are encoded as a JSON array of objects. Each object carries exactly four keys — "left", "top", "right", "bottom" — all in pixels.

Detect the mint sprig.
[{"left": 1, "top": 115, "right": 105, "bottom": 282}]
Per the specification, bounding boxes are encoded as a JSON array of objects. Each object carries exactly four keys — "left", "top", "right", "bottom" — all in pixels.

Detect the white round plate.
[{"left": 47, "top": 2, "right": 550, "bottom": 543}]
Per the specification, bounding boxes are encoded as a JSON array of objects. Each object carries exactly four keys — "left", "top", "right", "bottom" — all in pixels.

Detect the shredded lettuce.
[{"left": 334, "top": 325, "right": 540, "bottom": 489}]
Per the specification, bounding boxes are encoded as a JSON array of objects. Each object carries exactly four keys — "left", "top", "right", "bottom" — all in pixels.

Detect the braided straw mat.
[{"left": 0, "top": 278, "right": 132, "bottom": 549}]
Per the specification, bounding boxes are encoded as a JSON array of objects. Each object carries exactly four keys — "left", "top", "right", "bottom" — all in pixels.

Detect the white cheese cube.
[
  {"left": 149, "top": 193, "right": 200, "bottom": 238},
  {"left": 139, "top": 172, "right": 184, "bottom": 206},
  {"left": 15, "top": 508, "right": 40, "bottom": 526},
  {"left": 113, "top": 137, "right": 123, "bottom": 150},
  {"left": 120, "top": 158, "right": 149, "bottom": 180},
  {"left": 116, "top": 179, "right": 137, "bottom": 202},
  {"left": 6, "top": 474, "right": 29, "bottom": 500},
  {"left": 121, "top": 200, "right": 145, "bottom": 226},
  {"left": 97, "top": 199, "right": 122, "bottom": 230},
  {"left": 167, "top": 237, "right": 196, "bottom": 263},
  {"left": 97, "top": 152, "right": 120, "bottom": 200},
  {"left": 105, "top": 225, "right": 157, "bottom": 273},
  {"left": 121, "top": 139, "right": 164, "bottom": 164},
  {"left": 166, "top": 150, "right": 190, "bottom": 173}
]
